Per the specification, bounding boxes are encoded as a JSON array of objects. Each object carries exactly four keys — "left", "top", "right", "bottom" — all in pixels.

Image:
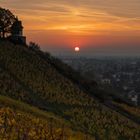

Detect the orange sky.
[{"left": 1, "top": 0, "right": 140, "bottom": 55}]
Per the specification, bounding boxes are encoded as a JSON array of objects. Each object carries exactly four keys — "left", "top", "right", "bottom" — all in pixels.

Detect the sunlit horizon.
[{"left": 1, "top": 0, "right": 140, "bottom": 55}]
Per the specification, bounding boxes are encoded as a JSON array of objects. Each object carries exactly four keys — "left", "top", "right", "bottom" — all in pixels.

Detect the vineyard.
[
  {"left": 0, "top": 96, "right": 93, "bottom": 140},
  {"left": 0, "top": 41, "right": 140, "bottom": 139}
]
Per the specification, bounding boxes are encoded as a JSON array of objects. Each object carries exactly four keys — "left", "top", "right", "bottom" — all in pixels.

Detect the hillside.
[
  {"left": 0, "top": 41, "right": 140, "bottom": 140},
  {"left": 0, "top": 95, "right": 92, "bottom": 140}
]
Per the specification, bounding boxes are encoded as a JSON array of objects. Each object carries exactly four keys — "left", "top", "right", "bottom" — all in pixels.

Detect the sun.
[{"left": 75, "top": 47, "right": 80, "bottom": 52}]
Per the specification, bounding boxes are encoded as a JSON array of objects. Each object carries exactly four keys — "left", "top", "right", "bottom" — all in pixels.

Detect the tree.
[
  {"left": 0, "top": 7, "right": 16, "bottom": 38},
  {"left": 28, "top": 42, "right": 40, "bottom": 50}
]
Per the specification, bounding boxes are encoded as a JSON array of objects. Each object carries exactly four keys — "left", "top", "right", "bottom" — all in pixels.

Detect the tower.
[
  {"left": 9, "top": 18, "right": 26, "bottom": 44},
  {"left": 11, "top": 18, "right": 23, "bottom": 36}
]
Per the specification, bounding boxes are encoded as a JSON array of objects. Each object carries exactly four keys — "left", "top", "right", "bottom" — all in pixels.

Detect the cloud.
[
  {"left": 1, "top": 0, "right": 140, "bottom": 34},
  {"left": 1, "top": 0, "right": 140, "bottom": 55},
  {"left": 1, "top": 0, "right": 140, "bottom": 17}
]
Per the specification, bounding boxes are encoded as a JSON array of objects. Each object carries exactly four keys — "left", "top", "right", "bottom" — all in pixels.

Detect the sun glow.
[
  {"left": 3, "top": 0, "right": 139, "bottom": 50},
  {"left": 75, "top": 47, "right": 80, "bottom": 52}
]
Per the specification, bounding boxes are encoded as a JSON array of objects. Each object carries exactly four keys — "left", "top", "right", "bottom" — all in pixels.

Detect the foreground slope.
[
  {"left": 0, "top": 41, "right": 140, "bottom": 140},
  {"left": 0, "top": 95, "right": 92, "bottom": 140}
]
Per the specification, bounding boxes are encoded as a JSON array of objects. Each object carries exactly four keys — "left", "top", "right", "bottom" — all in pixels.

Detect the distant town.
[{"left": 60, "top": 56, "right": 140, "bottom": 106}]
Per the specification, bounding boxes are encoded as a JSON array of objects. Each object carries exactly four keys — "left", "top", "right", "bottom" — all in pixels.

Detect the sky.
[{"left": 1, "top": 0, "right": 140, "bottom": 56}]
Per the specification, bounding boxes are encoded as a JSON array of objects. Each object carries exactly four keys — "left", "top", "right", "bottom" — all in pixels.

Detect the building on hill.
[
  {"left": 127, "top": 90, "right": 140, "bottom": 106},
  {"left": 8, "top": 18, "right": 26, "bottom": 45}
]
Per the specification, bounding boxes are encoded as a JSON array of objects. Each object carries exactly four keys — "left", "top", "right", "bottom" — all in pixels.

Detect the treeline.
[{"left": 0, "top": 41, "right": 140, "bottom": 139}]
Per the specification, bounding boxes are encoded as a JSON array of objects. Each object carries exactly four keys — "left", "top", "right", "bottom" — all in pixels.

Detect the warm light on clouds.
[
  {"left": 1, "top": 0, "right": 140, "bottom": 33},
  {"left": 1, "top": 0, "right": 140, "bottom": 55}
]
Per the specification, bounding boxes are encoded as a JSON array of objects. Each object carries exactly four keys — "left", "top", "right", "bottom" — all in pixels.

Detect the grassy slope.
[
  {"left": 0, "top": 95, "right": 66, "bottom": 123},
  {"left": 0, "top": 95, "right": 93, "bottom": 140},
  {"left": 113, "top": 102, "right": 140, "bottom": 119},
  {"left": 0, "top": 41, "right": 140, "bottom": 140}
]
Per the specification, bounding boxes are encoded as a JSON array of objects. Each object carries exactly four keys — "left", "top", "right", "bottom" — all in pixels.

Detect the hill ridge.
[{"left": 0, "top": 41, "right": 140, "bottom": 139}]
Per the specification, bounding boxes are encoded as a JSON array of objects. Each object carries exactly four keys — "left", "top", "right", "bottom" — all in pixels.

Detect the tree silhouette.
[
  {"left": 29, "top": 42, "right": 40, "bottom": 50},
  {"left": 0, "top": 7, "right": 16, "bottom": 38}
]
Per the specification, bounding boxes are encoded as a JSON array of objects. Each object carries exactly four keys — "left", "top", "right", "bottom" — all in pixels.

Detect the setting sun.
[
  {"left": 0, "top": 1, "right": 140, "bottom": 139},
  {"left": 75, "top": 47, "right": 80, "bottom": 52}
]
